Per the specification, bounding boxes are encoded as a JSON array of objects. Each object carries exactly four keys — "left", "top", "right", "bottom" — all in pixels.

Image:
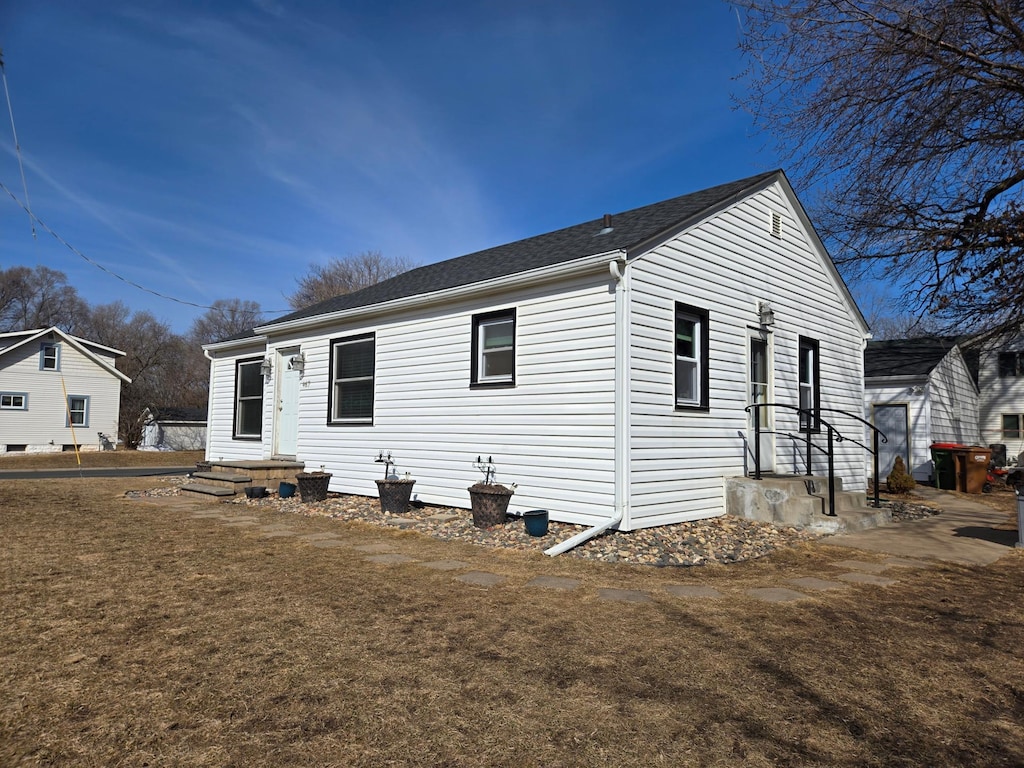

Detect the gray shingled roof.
[
  {"left": 864, "top": 337, "right": 960, "bottom": 378},
  {"left": 262, "top": 170, "right": 780, "bottom": 329}
]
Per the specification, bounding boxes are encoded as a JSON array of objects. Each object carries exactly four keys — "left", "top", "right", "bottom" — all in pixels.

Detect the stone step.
[
  {"left": 192, "top": 471, "right": 253, "bottom": 491},
  {"left": 181, "top": 482, "right": 237, "bottom": 497}
]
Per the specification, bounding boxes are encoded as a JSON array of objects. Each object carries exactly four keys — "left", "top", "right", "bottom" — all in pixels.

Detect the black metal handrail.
[{"left": 744, "top": 403, "right": 888, "bottom": 513}]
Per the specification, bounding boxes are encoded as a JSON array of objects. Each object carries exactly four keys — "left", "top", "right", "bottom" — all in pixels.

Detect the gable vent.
[{"left": 770, "top": 210, "right": 783, "bottom": 239}]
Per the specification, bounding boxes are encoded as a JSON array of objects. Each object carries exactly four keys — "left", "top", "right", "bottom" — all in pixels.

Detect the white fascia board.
[
  {"left": 203, "top": 335, "right": 269, "bottom": 355},
  {"left": 255, "top": 250, "right": 624, "bottom": 337},
  {"left": 0, "top": 327, "right": 131, "bottom": 383}
]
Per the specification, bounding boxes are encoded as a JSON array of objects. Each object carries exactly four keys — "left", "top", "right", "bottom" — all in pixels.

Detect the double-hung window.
[
  {"left": 675, "top": 303, "right": 709, "bottom": 409},
  {"left": 40, "top": 342, "right": 60, "bottom": 371},
  {"left": 471, "top": 310, "right": 515, "bottom": 386},
  {"left": 1, "top": 393, "right": 27, "bottom": 410},
  {"left": 66, "top": 395, "right": 89, "bottom": 427},
  {"left": 999, "top": 352, "right": 1024, "bottom": 377},
  {"left": 233, "top": 359, "right": 264, "bottom": 439},
  {"left": 330, "top": 333, "right": 375, "bottom": 424},
  {"left": 798, "top": 337, "right": 820, "bottom": 431},
  {"left": 1002, "top": 415, "right": 1022, "bottom": 439}
]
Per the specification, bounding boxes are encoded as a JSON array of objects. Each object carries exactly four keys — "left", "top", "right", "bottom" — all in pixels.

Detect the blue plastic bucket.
[
  {"left": 523, "top": 509, "right": 549, "bottom": 537},
  {"left": 279, "top": 481, "right": 297, "bottom": 499}
]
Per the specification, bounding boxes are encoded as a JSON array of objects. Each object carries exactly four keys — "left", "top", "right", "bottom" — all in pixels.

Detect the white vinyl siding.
[
  {"left": 627, "top": 182, "right": 867, "bottom": 529},
  {"left": 206, "top": 342, "right": 269, "bottom": 460},
  {"left": 976, "top": 336, "right": 1024, "bottom": 457},
  {"left": 0, "top": 337, "right": 121, "bottom": 452},
  {"left": 249, "top": 276, "right": 618, "bottom": 526},
  {"left": 864, "top": 346, "right": 979, "bottom": 482}
]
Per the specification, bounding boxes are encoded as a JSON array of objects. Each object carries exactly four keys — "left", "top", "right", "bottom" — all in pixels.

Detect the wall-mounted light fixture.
[
  {"left": 259, "top": 357, "right": 273, "bottom": 378},
  {"left": 758, "top": 301, "right": 776, "bottom": 329},
  {"left": 288, "top": 352, "right": 305, "bottom": 375},
  {"left": 909, "top": 385, "right": 924, "bottom": 395}
]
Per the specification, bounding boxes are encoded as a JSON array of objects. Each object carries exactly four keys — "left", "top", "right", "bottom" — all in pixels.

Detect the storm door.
[{"left": 748, "top": 335, "right": 774, "bottom": 473}]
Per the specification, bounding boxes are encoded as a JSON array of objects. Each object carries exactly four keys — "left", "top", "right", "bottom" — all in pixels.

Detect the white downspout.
[
  {"left": 545, "top": 254, "right": 629, "bottom": 556},
  {"left": 202, "top": 348, "right": 216, "bottom": 459}
]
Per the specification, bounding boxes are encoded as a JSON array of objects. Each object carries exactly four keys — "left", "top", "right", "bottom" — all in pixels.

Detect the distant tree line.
[{"left": 0, "top": 251, "right": 413, "bottom": 448}]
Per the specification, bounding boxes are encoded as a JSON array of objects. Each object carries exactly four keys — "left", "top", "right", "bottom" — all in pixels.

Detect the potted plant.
[
  {"left": 295, "top": 465, "right": 332, "bottom": 503},
  {"left": 468, "top": 456, "right": 516, "bottom": 528},
  {"left": 374, "top": 451, "right": 416, "bottom": 515}
]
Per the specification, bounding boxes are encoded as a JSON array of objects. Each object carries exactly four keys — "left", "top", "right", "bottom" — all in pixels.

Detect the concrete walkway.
[
  {"left": 829, "top": 487, "right": 1020, "bottom": 566},
  {"left": 135, "top": 486, "right": 1022, "bottom": 605}
]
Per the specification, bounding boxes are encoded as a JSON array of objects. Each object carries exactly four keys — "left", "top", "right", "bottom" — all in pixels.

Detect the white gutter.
[{"left": 546, "top": 254, "right": 629, "bottom": 556}]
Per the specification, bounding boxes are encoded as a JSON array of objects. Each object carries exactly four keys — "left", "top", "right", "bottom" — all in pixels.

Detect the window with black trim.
[
  {"left": 471, "top": 309, "right": 515, "bottom": 386},
  {"left": 40, "top": 342, "right": 60, "bottom": 371},
  {"left": 233, "top": 359, "right": 264, "bottom": 439},
  {"left": 329, "top": 333, "right": 375, "bottom": 424},
  {"left": 999, "top": 352, "right": 1024, "bottom": 377},
  {"left": 1002, "top": 414, "right": 1022, "bottom": 439},
  {"left": 66, "top": 395, "right": 89, "bottom": 427},
  {"left": 675, "top": 303, "right": 709, "bottom": 409},
  {"left": 799, "top": 336, "right": 820, "bottom": 431}
]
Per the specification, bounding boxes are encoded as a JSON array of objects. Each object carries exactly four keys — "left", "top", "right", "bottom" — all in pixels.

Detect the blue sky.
[{"left": 0, "top": 1, "right": 787, "bottom": 333}]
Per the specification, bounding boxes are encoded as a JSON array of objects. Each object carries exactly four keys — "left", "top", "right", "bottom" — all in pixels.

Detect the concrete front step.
[
  {"left": 192, "top": 471, "right": 252, "bottom": 492},
  {"left": 726, "top": 475, "right": 889, "bottom": 533},
  {"left": 181, "top": 482, "right": 237, "bottom": 497}
]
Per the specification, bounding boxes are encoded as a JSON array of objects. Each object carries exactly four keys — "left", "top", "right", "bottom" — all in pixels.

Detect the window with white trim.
[
  {"left": 675, "top": 303, "right": 709, "bottom": 409},
  {"left": 40, "top": 342, "right": 60, "bottom": 371},
  {"left": 1, "top": 393, "right": 27, "bottom": 410},
  {"left": 233, "top": 359, "right": 264, "bottom": 439},
  {"left": 471, "top": 310, "right": 515, "bottom": 386},
  {"left": 67, "top": 395, "right": 89, "bottom": 426},
  {"left": 329, "top": 334, "right": 375, "bottom": 424},
  {"left": 799, "top": 336, "right": 820, "bottom": 431}
]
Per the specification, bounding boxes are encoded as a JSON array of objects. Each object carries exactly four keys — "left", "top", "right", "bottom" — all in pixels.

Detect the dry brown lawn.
[
  {"left": 0, "top": 450, "right": 204, "bottom": 470},
  {"left": 2, "top": 476, "right": 1023, "bottom": 767}
]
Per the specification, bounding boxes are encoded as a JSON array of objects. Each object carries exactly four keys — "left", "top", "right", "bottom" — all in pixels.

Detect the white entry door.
[
  {"left": 275, "top": 349, "right": 301, "bottom": 458},
  {"left": 749, "top": 334, "right": 774, "bottom": 473}
]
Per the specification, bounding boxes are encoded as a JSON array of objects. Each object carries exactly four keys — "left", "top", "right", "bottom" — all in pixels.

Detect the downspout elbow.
[{"left": 543, "top": 511, "right": 624, "bottom": 557}]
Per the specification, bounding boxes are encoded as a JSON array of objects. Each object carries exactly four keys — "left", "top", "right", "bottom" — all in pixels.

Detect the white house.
[
  {"left": 0, "top": 327, "right": 129, "bottom": 454},
  {"left": 863, "top": 337, "right": 980, "bottom": 482},
  {"left": 962, "top": 328, "right": 1024, "bottom": 464},
  {"left": 203, "top": 170, "right": 870, "bottom": 531}
]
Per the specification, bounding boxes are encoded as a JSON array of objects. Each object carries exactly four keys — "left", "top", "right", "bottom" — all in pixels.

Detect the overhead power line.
[{"left": 0, "top": 176, "right": 292, "bottom": 316}]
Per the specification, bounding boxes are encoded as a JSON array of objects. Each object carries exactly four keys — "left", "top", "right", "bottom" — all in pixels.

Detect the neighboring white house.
[
  {"left": 0, "top": 327, "right": 129, "bottom": 454},
  {"left": 141, "top": 406, "right": 208, "bottom": 451},
  {"left": 962, "top": 328, "right": 1024, "bottom": 463},
  {"left": 204, "top": 170, "right": 871, "bottom": 531},
  {"left": 863, "top": 337, "right": 980, "bottom": 482}
]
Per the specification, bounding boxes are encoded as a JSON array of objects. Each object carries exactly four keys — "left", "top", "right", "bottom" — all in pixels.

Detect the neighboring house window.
[
  {"left": 66, "top": 395, "right": 89, "bottom": 427},
  {"left": 1002, "top": 415, "right": 1021, "bottom": 439},
  {"left": 1, "top": 393, "right": 27, "bottom": 410},
  {"left": 233, "top": 359, "right": 264, "bottom": 439},
  {"left": 471, "top": 310, "right": 516, "bottom": 386},
  {"left": 998, "top": 352, "right": 1024, "bottom": 377},
  {"left": 329, "top": 333, "right": 375, "bottom": 424},
  {"left": 799, "top": 337, "right": 820, "bottom": 431},
  {"left": 675, "top": 303, "right": 709, "bottom": 409},
  {"left": 40, "top": 342, "right": 60, "bottom": 371}
]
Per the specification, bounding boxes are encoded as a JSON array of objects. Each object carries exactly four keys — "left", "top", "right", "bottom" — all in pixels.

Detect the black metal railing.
[{"left": 744, "top": 403, "right": 888, "bottom": 515}]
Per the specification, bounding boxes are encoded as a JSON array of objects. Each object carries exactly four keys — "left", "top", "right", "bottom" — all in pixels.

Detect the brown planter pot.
[
  {"left": 376, "top": 479, "right": 416, "bottom": 515},
  {"left": 468, "top": 483, "right": 514, "bottom": 528},
  {"left": 296, "top": 472, "right": 332, "bottom": 503}
]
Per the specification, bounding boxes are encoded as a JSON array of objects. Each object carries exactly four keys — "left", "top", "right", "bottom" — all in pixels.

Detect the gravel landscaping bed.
[{"left": 133, "top": 480, "right": 827, "bottom": 567}]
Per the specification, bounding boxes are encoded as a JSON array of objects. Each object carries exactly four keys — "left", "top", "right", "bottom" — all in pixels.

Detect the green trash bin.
[{"left": 931, "top": 443, "right": 963, "bottom": 490}]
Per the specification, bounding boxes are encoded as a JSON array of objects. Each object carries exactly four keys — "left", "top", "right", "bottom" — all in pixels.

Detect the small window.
[
  {"left": 675, "top": 303, "right": 709, "bottom": 410},
  {"left": 1002, "top": 414, "right": 1021, "bottom": 439},
  {"left": 0, "top": 393, "right": 27, "bottom": 410},
  {"left": 40, "top": 342, "right": 60, "bottom": 371},
  {"left": 233, "top": 359, "right": 264, "bottom": 439},
  {"left": 329, "top": 334, "right": 375, "bottom": 424},
  {"left": 66, "top": 395, "right": 89, "bottom": 427},
  {"left": 799, "top": 337, "right": 820, "bottom": 432},
  {"left": 471, "top": 310, "right": 515, "bottom": 387},
  {"left": 999, "top": 352, "right": 1024, "bottom": 377}
]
